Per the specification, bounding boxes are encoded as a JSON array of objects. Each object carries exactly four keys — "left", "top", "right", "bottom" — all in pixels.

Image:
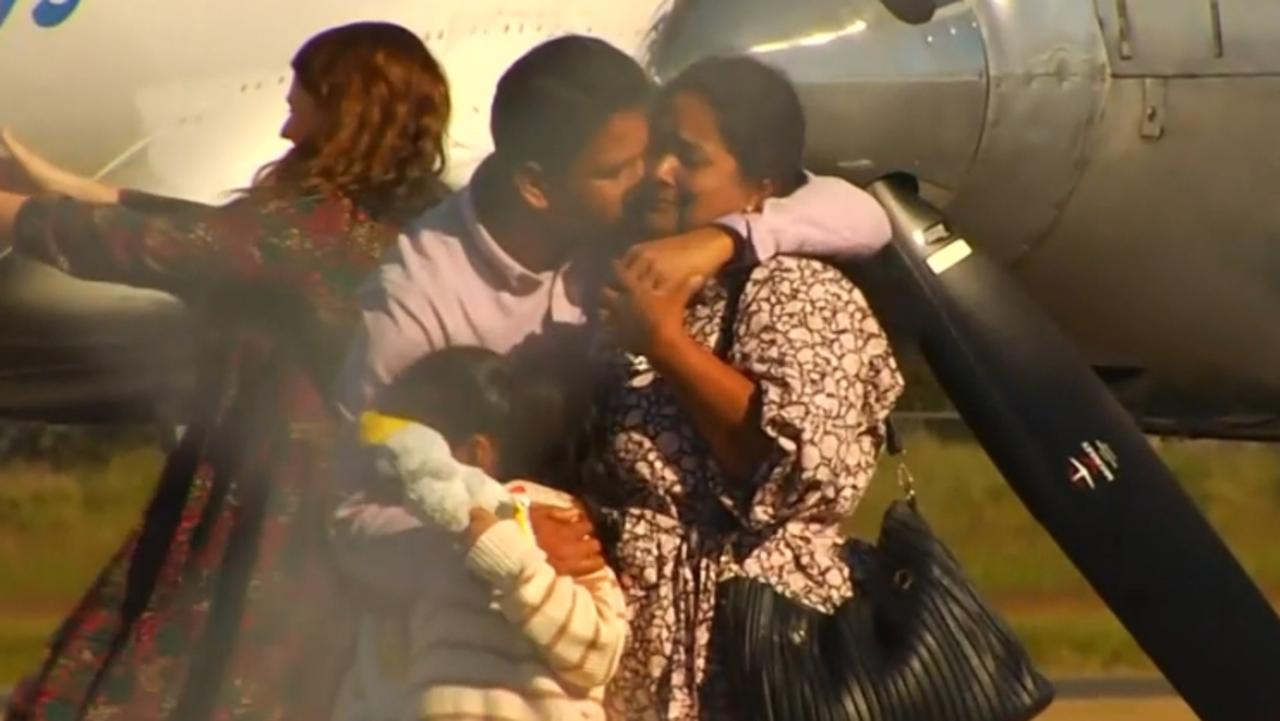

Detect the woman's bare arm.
[{"left": 600, "top": 259, "right": 772, "bottom": 483}]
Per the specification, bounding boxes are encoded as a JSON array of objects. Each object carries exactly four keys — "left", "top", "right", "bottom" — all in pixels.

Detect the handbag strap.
[
  {"left": 712, "top": 270, "right": 749, "bottom": 360},
  {"left": 885, "top": 418, "right": 919, "bottom": 507}
]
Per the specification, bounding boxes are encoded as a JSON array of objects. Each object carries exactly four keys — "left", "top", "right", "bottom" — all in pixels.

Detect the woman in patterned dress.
[
  {"left": 596, "top": 56, "right": 905, "bottom": 720},
  {"left": 0, "top": 22, "right": 450, "bottom": 721}
]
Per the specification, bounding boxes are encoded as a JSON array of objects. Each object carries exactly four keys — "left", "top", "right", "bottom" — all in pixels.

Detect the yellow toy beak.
[{"left": 358, "top": 411, "right": 415, "bottom": 445}]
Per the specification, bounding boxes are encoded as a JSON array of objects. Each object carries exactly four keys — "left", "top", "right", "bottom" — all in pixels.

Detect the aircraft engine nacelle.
[
  {"left": 651, "top": 0, "right": 1280, "bottom": 413},
  {"left": 0, "top": 249, "right": 196, "bottom": 423}
]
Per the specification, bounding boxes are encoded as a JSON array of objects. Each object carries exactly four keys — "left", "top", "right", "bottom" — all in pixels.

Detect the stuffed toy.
[{"left": 359, "top": 411, "right": 529, "bottom": 534}]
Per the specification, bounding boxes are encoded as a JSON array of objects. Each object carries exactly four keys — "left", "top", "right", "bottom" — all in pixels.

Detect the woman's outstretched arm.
[
  {"left": 0, "top": 188, "right": 376, "bottom": 301},
  {"left": 0, "top": 189, "right": 24, "bottom": 249},
  {"left": 2, "top": 128, "right": 121, "bottom": 204}
]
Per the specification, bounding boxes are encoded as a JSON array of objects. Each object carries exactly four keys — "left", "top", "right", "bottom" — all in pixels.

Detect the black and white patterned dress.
[{"left": 594, "top": 257, "right": 904, "bottom": 720}]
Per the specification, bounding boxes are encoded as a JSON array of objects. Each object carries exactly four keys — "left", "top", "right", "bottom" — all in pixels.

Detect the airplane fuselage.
[{"left": 1, "top": 0, "right": 1277, "bottom": 427}]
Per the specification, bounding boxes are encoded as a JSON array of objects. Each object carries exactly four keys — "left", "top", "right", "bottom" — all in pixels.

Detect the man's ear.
[
  {"left": 455, "top": 433, "right": 501, "bottom": 478},
  {"left": 513, "top": 161, "right": 551, "bottom": 212}
]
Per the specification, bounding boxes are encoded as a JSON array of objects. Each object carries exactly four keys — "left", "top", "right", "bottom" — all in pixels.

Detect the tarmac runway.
[
  {"left": 1056, "top": 676, "right": 1175, "bottom": 699},
  {"left": 1045, "top": 677, "right": 1195, "bottom": 720},
  {"left": 1040, "top": 698, "right": 1196, "bottom": 720}
]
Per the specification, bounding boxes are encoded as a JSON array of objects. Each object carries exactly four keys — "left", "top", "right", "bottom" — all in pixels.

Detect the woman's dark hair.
[
  {"left": 248, "top": 22, "right": 451, "bottom": 223},
  {"left": 659, "top": 55, "right": 807, "bottom": 196}
]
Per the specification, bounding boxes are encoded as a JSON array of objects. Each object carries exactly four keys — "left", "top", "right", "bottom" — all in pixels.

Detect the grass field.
[
  {"left": 845, "top": 429, "right": 1280, "bottom": 673},
  {"left": 1, "top": 424, "right": 1277, "bottom": 686},
  {"left": 0, "top": 442, "right": 165, "bottom": 684}
]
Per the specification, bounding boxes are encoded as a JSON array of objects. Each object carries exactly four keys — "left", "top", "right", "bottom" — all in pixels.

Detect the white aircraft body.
[{"left": 1, "top": 0, "right": 1278, "bottom": 435}]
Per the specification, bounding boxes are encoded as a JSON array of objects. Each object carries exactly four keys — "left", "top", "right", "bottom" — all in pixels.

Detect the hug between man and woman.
[{"left": 0, "top": 23, "right": 901, "bottom": 721}]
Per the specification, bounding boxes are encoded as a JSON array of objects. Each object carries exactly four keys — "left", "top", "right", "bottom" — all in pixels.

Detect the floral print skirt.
[{"left": 6, "top": 385, "right": 354, "bottom": 721}]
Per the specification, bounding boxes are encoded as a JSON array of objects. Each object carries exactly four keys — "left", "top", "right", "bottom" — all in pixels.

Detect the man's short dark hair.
[{"left": 491, "top": 35, "right": 653, "bottom": 172}]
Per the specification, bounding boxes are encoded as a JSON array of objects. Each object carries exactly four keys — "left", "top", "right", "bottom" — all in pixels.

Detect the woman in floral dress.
[
  {"left": 0, "top": 22, "right": 450, "bottom": 721},
  {"left": 596, "top": 56, "right": 905, "bottom": 719}
]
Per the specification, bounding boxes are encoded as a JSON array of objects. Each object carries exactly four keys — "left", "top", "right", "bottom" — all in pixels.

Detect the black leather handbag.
[
  {"left": 708, "top": 270, "right": 1054, "bottom": 721},
  {"left": 713, "top": 507, "right": 1055, "bottom": 719},
  {"left": 711, "top": 442, "right": 1055, "bottom": 721}
]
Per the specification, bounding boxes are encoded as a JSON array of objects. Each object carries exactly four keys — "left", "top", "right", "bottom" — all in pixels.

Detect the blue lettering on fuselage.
[
  {"left": 0, "top": 0, "right": 17, "bottom": 28},
  {"left": 32, "top": 0, "right": 80, "bottom": 27},
  {"left": 0, "top": 0, "right": 82, "bottom": 30}
]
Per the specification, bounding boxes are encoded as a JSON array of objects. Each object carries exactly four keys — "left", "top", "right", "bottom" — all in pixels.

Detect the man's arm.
[
  {"left": 716, "top": 173, "right": 892, "bottom": 264},
  {"left": 612, "top": 174, "right": 890, "bottom": 300}
]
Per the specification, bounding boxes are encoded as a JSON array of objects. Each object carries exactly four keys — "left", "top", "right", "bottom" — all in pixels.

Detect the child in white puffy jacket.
[{"left": 333, "top": 347, "right": 626, "bottom": 721}]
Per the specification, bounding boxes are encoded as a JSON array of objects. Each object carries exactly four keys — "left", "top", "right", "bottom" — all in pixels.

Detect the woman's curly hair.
[{"left": 250, "top": 22, "right": 451, "bottom": 223}]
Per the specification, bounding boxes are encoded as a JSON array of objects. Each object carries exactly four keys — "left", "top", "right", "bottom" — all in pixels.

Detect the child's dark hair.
[
  {"left": 373, "top": 346, "right": 623, "bottom": 566},
  {"left": 373, "top": 347, "right": 569, "bottom": 483}
]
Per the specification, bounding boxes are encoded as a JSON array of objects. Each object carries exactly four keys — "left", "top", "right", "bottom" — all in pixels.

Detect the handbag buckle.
[
  {"left": 896, "top": 461, "right": 918, "bottom": 508},
  {"left": 788, "top": 624, "right": 808, "bottom": 646}
]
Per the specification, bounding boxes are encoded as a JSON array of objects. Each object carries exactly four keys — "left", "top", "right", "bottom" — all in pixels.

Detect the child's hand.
[{"left": 466, "top": 507, "right": 500, "bottom": 544}]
